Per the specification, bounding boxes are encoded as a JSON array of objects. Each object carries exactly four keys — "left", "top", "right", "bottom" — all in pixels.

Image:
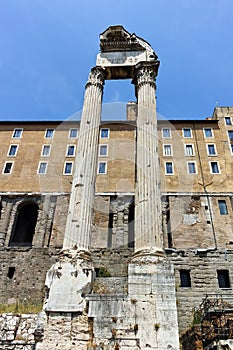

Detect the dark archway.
[{"left": 9, "top": 202, "right": 39, "bottom": 246}]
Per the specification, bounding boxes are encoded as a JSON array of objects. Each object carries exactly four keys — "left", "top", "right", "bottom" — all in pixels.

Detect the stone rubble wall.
[{"left": 0, "top": 313, "right": 39, "bottom": 350}]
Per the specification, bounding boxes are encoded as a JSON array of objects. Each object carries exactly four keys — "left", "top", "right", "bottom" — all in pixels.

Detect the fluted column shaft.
[
  {"left": 134, "top": 62, "right": 163, "bottom": 253},
  {"left": 63, "top": 67, "right": 105, "bottom": 250}
]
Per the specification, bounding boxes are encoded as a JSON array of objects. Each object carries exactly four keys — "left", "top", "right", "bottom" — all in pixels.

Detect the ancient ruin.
[{"left": 1, "top": 26, "right": 233, "bottom": 349}]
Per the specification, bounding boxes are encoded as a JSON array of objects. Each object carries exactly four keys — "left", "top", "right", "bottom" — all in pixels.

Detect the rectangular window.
[
  {"left": 99, "top": 144, "right": 108, "bottom": 156},
  {"left": 217, "top": 270, "right": 230, "bottom": 288},
  {"left": 41, "top": 145, "right": 51, "bottom": 157},
  {"left": 210, "top": 161, "right": 220, "bottom": 174},
  {"left": 12, "top": 128, "right": 23, "bottom": 138},
  {"left": 185, "top": 144, "right": 194, "bottom": 156},
  {"left": 163, "top": 144, "right": 172, "bottom": 156},
  {"left": 38, "top": 162, "right": 47, "bottom": 174},
  {"left": 165, "top": 162, "right": 173, "bottom": 175},
  {"left": 45, "top": 128, "right": 55, "bottom": 138},
  {"left": 218, "top": 200, "right": 228, "bottom": 215},
  {"left": 162, "top": 128, "right": 171, "bottom": 138},
  {"left": 183, "top": 128, "right": 192, "bottom": 138},
  {"left": 228, "top": 131, "right": 233, "bottom": 141},
  {"left": 69, "top": 128, "right": 78, "bottom": 138},
  {"left": 98, "top": 162, "right": 107, "bottom": 174},
  {"left": 207, "top": 144, "right": 217, "bottom": 156},
  {"left": 64, "top": 162, "right": 73, "bottom": 175},
  {"left": 3, "top": 162, "right": 13, "bottom": 174},
  {"left": 225, "top": 117, "right": 232, "bottom": 125},
  {"left": 204, "top": 128, "right": 213, "bottom": 138},
  {"left": 100, "top": 128, "right": 110, "bottom": 138},
  {"left": 66, "top": 145, "right": 76, "bottom": 157},
  {"left": 180, "top": 270, "right": 191, "bottom": 287},
  {"left": 8, "top": 145, "right": 18, "bottom": 157},
  {"left": 187, "top": 162, "right": 197, "bottom": 174}
]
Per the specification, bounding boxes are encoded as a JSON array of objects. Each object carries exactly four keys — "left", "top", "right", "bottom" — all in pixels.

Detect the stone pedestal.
[
  {"left": 44, "top": 251, "right": 94, "bottom": 312},
  {"left": 128, "top": 254, "right": 179, "bottom": 350}
]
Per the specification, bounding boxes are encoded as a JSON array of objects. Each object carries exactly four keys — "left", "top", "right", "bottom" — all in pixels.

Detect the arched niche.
[{"left": 9, "top": 202, "right": 39, "bottom": 246}]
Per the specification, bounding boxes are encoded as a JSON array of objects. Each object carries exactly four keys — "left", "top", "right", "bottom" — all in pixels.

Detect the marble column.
[
  {"left": 134, "top": 62, "right": 163, "bottom": 254},
  {"left": 63, "top": 67, "right": 105, "bottom": 251}
]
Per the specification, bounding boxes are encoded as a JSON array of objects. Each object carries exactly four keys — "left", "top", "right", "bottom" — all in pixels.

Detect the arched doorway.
[{"left": 9, "top": 202, "right": 39, "bottom": 246}]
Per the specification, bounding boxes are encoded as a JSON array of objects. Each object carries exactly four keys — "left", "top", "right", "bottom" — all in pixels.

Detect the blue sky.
[{"left": 0, "top": 0, "right": 233, "bottom": 121}]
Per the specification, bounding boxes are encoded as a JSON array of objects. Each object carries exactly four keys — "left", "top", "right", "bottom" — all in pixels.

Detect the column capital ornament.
[
  {"left": 86, "top": 67, "right": 105, "bottom": 90},
  {"left": 134, "top": 62, "right": 159, "bottom": 89}
]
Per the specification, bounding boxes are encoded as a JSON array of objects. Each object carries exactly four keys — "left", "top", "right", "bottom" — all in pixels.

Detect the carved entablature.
[
  {"left": 99, "top": 25, "right": 156, "bottom": 56},
  {"left": 96, "top": 26, "right": 159, "bottom": 80}
]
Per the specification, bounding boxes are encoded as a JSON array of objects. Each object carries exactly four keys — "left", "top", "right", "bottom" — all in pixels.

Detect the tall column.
[
  {"left": 134, "top": 62, "right": 163, "bottom": 254},
  {"left": 63, "top": 67, "right": 105, "bottom": 251}
]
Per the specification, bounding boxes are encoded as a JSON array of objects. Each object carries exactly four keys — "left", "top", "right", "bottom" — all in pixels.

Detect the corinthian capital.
[
  {"left": 134, "top": 62, "right": 159, "bottom": 90},
  {"left": 86, "top": 67, "right": 105, "bottom": 90}
]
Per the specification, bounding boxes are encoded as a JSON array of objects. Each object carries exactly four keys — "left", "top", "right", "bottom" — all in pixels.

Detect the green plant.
[
  {"left": 0, "top": 302, "right": 43, "bottom": 314},
  {"left": 96, "top": 266, "right": 111, "bottom": 277}
]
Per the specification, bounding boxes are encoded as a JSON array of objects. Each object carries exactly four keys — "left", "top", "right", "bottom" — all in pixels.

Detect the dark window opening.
[
  {"left": 217, "top": 270, "right": 230, "bottom": 288},
  {"left": 180, "top": 270, "right": 191, "bottom": 287},
  {"left": 128, "top": 199, "right": 135, "bottom": 248},
  {"left": 108, "top": 212, "right": 114, "bottom": 248},
  {"left": 9, "top": 202, "right": 39, "bottom": 246},
  {"left": 7, "top": 267, "right": 15, "bottom": 279}
]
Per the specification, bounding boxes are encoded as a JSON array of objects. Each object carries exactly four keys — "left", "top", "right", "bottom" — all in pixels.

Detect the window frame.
[
  {"left": 162, "top": 128, "right": 171, "bottom": 138},
  {"left": 187, "top": 161, "right": 197, "bottom": 174},
  {"left": 207, "top": 143, "right": 217, "bottom": 156},
  {"left": 179, "top": 270, "right": 191, "bottom": 288},
  {"left": 228, "top": 130, "right": 233, "bottom": 142},
  {"left": 217, "top": 270, "right": 231, "bottom": 289},
  {"left": 98, "top": 161, "right": 107, "bottom": 174},
  {"left": 163, "top": 144, "right": 173, "bottom": 157},
  {"left": 69, "top": 128, "right": 78, "bottom": 138},
  {"left": 8, "top": 145, "right": 18, "bottom": 157},
  {"left": 41, "top": 145, "right": 51, "bottom": 157},
  {"left": 225, "top": 117, "right": 232, "bottom": 126},
  {"left": 37, "top": 162, "right": 48, "bottom": 175},
  {"left": 63, "top": 161, "right": 73, "bottom": 175},
  {"left": 209, "top": 161, "right": 220, "bottom": 174},
  {"left": 44, "top": 128, "right": 55, "bottom": 139},
  {"left": 66, "top": 145, "right": 76, "bottom": 157},
  {"left": 100, "top": 128, "right": 110, "bottom": 139},
  {"left": 230, "top": 144, "right": 233, "bottom": 155},
  {"left": 203, "top": 128, "right": 214, "bottom": 138},
  {"left": 184, "top": 144, "right": 195, "bottom": 156},
  {"left": 165, "top": 161, "right": 174, "bottom": 175},
  {"left": 2, "top": 161, "right": 14, "bottom": 174},
  {"left": 99, "top": 144, "right": 108, "bottom": 157},
  {"left": 218, "top": 200, "right": 228, "bottom": 215},
  {"left": 12, "top": 128, "right": 23, "bottom": 139},
  {"left": 182, "top": 128, "right": 192, "bottom": 138}
]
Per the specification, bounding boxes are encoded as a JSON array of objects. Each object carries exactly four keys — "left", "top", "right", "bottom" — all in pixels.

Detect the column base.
[
  {"left": 44, "top": 250, "right": 94, "bottom": 312},
  {"left": 128, "top": 253, "right": 180, "bottom": 349}
]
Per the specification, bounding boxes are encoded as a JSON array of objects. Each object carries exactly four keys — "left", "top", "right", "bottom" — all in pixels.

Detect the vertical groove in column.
[
  {"left": 63, "top": 67, "right": 105, "bottom": 250},
  {"left": 134, "top": 62, "right": 162, "bottom": 253}
]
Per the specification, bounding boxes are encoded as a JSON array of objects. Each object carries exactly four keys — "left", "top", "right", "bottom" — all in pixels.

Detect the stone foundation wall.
[
  {"left": 0, "top": 313, "right": 40, "bottom": 350},
  {"left": 168, "top": 249, "right": 233, "bottom": 332}
]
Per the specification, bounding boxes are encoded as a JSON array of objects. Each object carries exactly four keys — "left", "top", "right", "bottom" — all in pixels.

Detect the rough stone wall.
[
  {"left": 0, "top": 247, "right": 59, "bottom": 304},
  {"left": 168, "top": 195, "right": 233, "bottom": 250},
  {"left": 0, "top": 313, "right": 39, "bottom": 349},
  {"left": 168, "top": 249, "right": 233, "bottom": 333}
]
